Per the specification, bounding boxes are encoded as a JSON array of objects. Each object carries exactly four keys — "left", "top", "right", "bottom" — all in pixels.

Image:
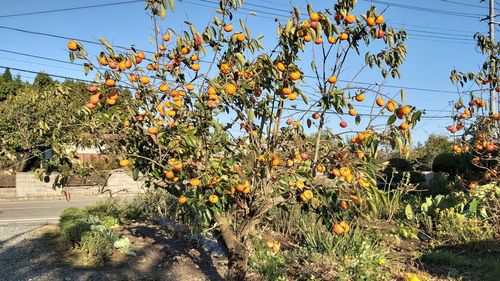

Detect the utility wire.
[
  {"left": 0, "top": 64, "right": 455, "bottom": 119},
  {"left": 0, "top": 0, "right": 143, "bottom": 18},
  {"left": 438, "top": 0, "right": 487, "bottom": 9},
  {"left": 360, "top": 0, "right": 484, "bottom": 18},
  {"left": 0, "top": 48, "right": 457, "bottom": 112},
  {"left": 0, "top": 25, "right": 477, "bottom": 94}
]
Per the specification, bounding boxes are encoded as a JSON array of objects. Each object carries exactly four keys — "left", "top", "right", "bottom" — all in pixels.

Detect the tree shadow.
[
  {"left": 0, "top": 223, "right": 225, "bottom": 281},
  {"left": 418, "top": 240, "right": 500, "bottom": 281}
]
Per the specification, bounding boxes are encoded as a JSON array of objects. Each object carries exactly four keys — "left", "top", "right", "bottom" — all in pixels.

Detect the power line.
[
  {"left": 0, "top": 0, "right": 143, "bottom": 18},
  {"left": 0, "top": 48, "right": 457, "bottom": 113},
  {"left": 0, "top": 65, "right": 95, "bottom": 84},
  {"left": 192, "top": 0, "right": 479, "bottom": 41},
  {"left": 0, "top": 24, "right": 478, "bottom": 94},
  {"left": 438, "top": 0, "right": 487, "bottom": 9},
  {"left": 0, "top": 64, "right": 456, "bottom": 119},
  {"left": 360, "top": 0, "right": 484, "bottom": 18}
]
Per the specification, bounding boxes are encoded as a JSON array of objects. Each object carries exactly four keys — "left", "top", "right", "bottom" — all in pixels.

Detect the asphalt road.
[{"left": 0, "top": 198, "right": 99, "bottom": 225}]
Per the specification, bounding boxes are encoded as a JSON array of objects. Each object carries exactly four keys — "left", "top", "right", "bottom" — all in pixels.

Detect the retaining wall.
[{"left": 0, "top": 172, "right": 144, "bottom": 199}]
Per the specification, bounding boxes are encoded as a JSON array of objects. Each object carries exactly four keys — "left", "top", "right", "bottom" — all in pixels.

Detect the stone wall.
[{"left": 0, "top": 172, "right": 144, "bottom": 199}]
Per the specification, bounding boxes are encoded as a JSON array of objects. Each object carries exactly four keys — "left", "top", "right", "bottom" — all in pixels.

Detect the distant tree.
[
  {"left": 2, "top": 68, "right": 12, "bottom": 81},
  {"left": 0, "top": 69, "right": 22, "bottom": 101},
  {"left": 33, "top": 72, "right": 55, "bottom": 89},
  {"left": 413, "top": 134, "right": 452, "bottom": 169}
]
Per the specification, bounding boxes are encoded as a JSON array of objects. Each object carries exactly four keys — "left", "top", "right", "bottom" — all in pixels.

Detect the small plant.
[
  {"left": 114, "top": 237, "right": 136, "bottom": 256},
  {"left": 59, "top": 207, "right": 88, "bottom": 227},
  {"left": 122, "top": 189, "right": 176, "bottom": 220},
  {"left": 249, "top": 241, "right": 287, "bottom": 281},
  {"left": 80, "top": 229, "right": 115, "bottom": 265},
  {"left": 100, "top": 215, "right": 120, "bottom": 228},
  {"left": 60, "top": 219, "right": 91, "bottom": 245},
  {"left": 435, "top": 208, "right": 495, "bottom": 244}
]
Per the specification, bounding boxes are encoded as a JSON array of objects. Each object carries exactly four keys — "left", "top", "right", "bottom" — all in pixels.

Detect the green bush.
[
  {"left": 432, "top": 153, "right": 462, "bottom": 175},
  {"left": 386, "top": 158, "right": 412, "bottom": 172},
  {"left": 100, "top": 215, "right": 120, "bottom": 228},
  {"left": 80, "top": 230, "right": 115, "bottom": 265},
  {"left": 60, "top": 219, "right": 91, "bottom": 245},
  {"left": 85, "top": 198, "right": 122, "bottom": 221},
  {"left": 59, "top": 207, "right": 88, "bottom": 227},
  {"left": 122, "top": 189, "right": 175, "bottom": 220},
  {"left": 436, "top": 208, "right": 496, "bottom": 244}
]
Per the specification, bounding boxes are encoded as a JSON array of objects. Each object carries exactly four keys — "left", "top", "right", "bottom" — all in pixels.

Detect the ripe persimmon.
[
  {"left": 225, "top": 83, "right": 237, "bottom": 95},
  {"left": 328, "top": 75, "right": 337, "bottom": 84},
  {"left": 344, "top": 14, "right": 356, "bottom": 24},
  {"left": 178, "top": 196, "right": 187, "bottom": 204},
  {"left": 67, "top": 40, "right": 78, "bottom": 51}
]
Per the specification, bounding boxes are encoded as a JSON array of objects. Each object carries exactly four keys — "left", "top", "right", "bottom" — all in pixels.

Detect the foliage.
[
  {"left": 33, "top": 72, "right": 55, "bottom": 89},
  {"left": 59, "top": 205, "right": 128, "bottom": 265},
  {"left": 432, "top": 153, "right": 463, "bottom": 175},
  {"left": 412, "top": 134, "right": 452, "bottom": 170},
  {"left": 249, "top": 243, "right": 287, "bottom": 281},
  {"left": 80, "top": 229, "right": 115, "bottom": 265},
  {"left": 122, "top": 189, "right": 177, "bottom": 221},
  {"left": 0, "top": 84, "right": 85, "bottom": 172},
  {"left": 435, "top": 208, "right": 495, "bottom": 244},
  {"left": 405, "top": 183, "right": 499, "bottom": 244},
  {"left": 361, "top": 176, "right": 416, "bottom": 221},
  {"left": 113, "top": 237, "right": 136, "bottom": 256},
  {"left": 298, "top": 219, "right": 388, "bottom": 280},
  {"left": 85, "top": 198, "right": 123, "bottom": 222},
  {"left": 0, "top": 68, "right": 23, "bottom": 102}
]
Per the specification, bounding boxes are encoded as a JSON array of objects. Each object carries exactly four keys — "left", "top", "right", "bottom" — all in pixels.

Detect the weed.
[{"left": 80, "top": 229, "right": 114, "bottom": 265}]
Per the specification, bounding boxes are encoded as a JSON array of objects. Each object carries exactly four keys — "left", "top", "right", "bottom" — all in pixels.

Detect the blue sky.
[{"left": 0, "top": 0, "right": 493, "bottom": 144}]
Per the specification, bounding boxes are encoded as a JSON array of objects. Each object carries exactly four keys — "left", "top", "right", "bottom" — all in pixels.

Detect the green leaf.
[
  {"left": 158, "top": 3, "right": 167, "bottom": 19},
  {"left": 405, "top": 204, "right": 414, "bottom": 220},
  {"left": 468, "top": 198, "right": 478, "bottom": 214},
  {"left": 99, "top": 38, "right": 112, "bottom": 50},
  {"left": 132, "top": 167, "right": 139, "bottom": 181},
  {"left": 387, "top": 114, "right": 396, "bottom": 125},
  {"left": 400, "top": 89, "right": 406, "bottom": 101}
]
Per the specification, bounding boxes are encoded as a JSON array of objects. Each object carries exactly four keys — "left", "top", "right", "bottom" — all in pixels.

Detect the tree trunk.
[
  {"left": 214, "top": 213, "right": 250, "bottom": 281},
  {"left": 13, "top": 152, "right": 31, "bottom": 172},
  {"left": 225, "top": 242, "right": 249, "bottom": 281}
]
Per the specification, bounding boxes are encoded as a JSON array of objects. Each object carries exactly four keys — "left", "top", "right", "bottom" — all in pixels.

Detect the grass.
[{"left": 420, "top": 245, "right": 500, "bottom": 281}]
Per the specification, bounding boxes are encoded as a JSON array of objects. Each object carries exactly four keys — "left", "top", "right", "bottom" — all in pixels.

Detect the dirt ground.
[{"left": 0, "top": 222, "right": 227, "bottom": 281}]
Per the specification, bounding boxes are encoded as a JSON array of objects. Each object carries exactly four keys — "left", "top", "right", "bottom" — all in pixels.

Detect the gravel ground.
[
  {"left": 0, "top": 223, "right": 45, "bottom": 245},
  {"left": 0, "top": 222, "right": 226, "bottom": 281}
]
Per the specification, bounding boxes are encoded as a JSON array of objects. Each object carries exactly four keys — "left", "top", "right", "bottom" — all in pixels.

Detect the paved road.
[{"left": 0, "top": 198, "right": 99, "bottom": 225}]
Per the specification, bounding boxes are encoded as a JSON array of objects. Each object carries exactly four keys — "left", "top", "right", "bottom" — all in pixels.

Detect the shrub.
[
  {"left": 99, "top": 215, "right": 120, "bottom": 228},
  {"left": 298, "top": 218, "right": 388, "bottom": 280},
  {"left": 60, "top": 219, "right": 91, "bottom": 245},
  {"left": 435, "top": 208, "right": 495, "bottom": 244},
  {"left": 432, "top": 153, "right": 461, "bottom": 175},
  {"left": 249, "top": 243, "right": 287, "bottom": 281},
  {"left": 386, "top": 158, "right": 412, "bottom": 172},
  {"left": 85, "top": 198, "right": 122, "bottom": 221},
  {"left": 80, "top": 229, "right": 115, "bottom": 265},
  {"left": 122, "top": 189, "right": 176, "bottom": 220},
  {"left": 59, "top": 207, "right": 88, "bottom": 227},
  {"left": 425, "top": 172, "right": 455, "bottom": 196}
]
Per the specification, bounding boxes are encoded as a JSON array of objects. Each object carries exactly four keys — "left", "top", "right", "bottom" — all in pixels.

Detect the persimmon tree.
[
  {"left": 63, "top": 0, "right": 421, "bottom": 279},
  {"left": 449, "top": 31, "right": 499, "bottom": 186}
]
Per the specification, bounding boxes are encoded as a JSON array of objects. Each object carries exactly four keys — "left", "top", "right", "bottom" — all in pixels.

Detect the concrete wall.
[
  {"left": 0, "top": 188, "right": 17, "bottom": 199},
  {"left": 0, "top": 172, "right": 145, "bottom": 199}
]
